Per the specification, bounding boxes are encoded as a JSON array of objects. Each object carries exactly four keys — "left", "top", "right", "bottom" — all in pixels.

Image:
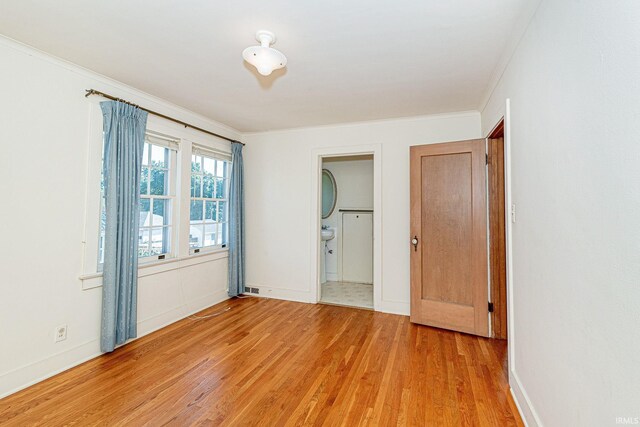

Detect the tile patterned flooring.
[{"left": 320, "top": 281, "right": 373, "bottom": 309}]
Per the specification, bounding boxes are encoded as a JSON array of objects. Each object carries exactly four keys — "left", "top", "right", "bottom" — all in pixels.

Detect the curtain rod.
[{"left": 85, "top": 89, "right": 244, "bottom": 146}]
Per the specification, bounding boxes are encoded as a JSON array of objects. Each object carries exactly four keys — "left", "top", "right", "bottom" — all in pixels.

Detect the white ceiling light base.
[
  {"left": 242, "top": 30, "right": 287, "bottom": 76},
  {"left": 256, "top": 30, "right": 276, "bottom": 46}
]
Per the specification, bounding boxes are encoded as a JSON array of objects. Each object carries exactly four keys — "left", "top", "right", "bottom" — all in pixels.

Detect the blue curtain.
[
  {"left": 228, "top": 142, "right": 245, "bottom": 297},
  {"left": 100, "top": 101, "right": 148, "bottom": 353}
]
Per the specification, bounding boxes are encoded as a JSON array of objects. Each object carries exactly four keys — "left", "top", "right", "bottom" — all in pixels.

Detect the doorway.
[
  {"left": 487, "top": 120, "right": 507, "bottom": 339},
  {"left": 409, "top": 129, "right": 508, "bottom": 339},
  {"left": 319, "top": 155, "right": 374, "bottom": 309}
]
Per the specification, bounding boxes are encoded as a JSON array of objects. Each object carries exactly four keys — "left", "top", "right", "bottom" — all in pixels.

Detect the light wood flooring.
[{"left": 0, "top": 297, "right": 522, "bottom": 426}]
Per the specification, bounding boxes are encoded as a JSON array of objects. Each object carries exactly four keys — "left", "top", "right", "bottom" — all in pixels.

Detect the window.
[
  {"left": 190, "top": 148, "right": 229, "bottom": 252},
  {"left": 98, "top": 133, "right": 178, "bottom": 265}
]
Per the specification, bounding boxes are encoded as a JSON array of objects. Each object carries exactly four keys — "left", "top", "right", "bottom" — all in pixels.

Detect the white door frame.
[
  {"left": 503, "top": 100, "right": 515, "bottom": 375},
  {"left": 309, "top": 144, "right": 382, "bottom": 310}
]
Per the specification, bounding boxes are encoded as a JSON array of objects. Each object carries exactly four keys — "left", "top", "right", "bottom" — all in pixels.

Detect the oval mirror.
[{"left": 321, "top": 169, "right": 337, "bottom": 219}]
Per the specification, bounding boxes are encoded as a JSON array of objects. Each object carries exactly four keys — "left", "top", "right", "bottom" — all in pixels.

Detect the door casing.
[{"left": 310, "top": 144, "right": 382, "bottom": 310}]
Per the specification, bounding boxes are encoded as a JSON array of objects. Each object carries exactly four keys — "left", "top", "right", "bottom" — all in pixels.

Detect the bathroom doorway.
[{"left": 319, "top": 155, "right": 374, "bottom": 309}]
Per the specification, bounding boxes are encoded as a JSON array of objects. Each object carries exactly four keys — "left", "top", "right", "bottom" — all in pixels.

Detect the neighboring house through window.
[
  {"left": 98, "top": 132, "right": 178, "bottom": 266},
  {"left": 190, "top": 146, "right": 230, "bottom": 252}
]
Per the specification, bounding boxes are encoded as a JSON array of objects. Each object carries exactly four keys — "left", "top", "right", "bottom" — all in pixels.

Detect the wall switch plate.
[{"left": 55, "top": 325, "right": 67, "bottom": 342}]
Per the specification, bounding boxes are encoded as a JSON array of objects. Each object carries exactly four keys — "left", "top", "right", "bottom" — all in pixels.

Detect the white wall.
[
  {"left": 321, "top": 157, "right": 374, "bottom": 280},
  {"left": 243, "top": 112, "right": 480, "bottom": 313},
  {"left": 0, "top": 37, "right": 240, "bottom": 398},
  {"left": 481, "top": 1, "right": 640, "bottom": 425}
]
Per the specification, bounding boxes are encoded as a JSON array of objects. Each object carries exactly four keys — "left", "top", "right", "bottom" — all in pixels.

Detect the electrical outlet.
[{"left": 55, "top": 325, "right": 67, "bottom": 343}]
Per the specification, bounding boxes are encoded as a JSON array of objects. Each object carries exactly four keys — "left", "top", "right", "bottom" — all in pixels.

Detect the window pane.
[
  {"left": 216, "top": 160, "right": 226, "bottom": 178},
  {"left": 217, "top": 223, "right": 224, "bottom": 245},
  {"left": 142, "top": 143, "right": 149, "bottom": 166},
  {"left": 138, "top": 228, "right": 150, "bottom": 257},
  {"left": 191, "top": 175, "right": 201, "bottom": 198},
  {"left": 217, "top": 201, "right": 227, "bottom": 222},
  {"left": 151, "top": 144, "right": 168, "bottom": 168},
  {"left": 205, "top": 200, "right": 217, "bottom": 222},
  {"left": 150, "top": 227, "right": 168, "bottom": 255},
  {"left": 150, "top": 168, "right": 166, "bottom": 195},
  {"left": 191, "top": 155, "right": 201, "bottom": 173},
  {"left": 139, "top": 198, "right": 151, "bottom": 228},
  {"left": 189, "top": 224, "right": 204, "bottom": 249},
  {"left": 203, "top": 157, "right": 215, "bottom": 175},
  {"left": 140, "top": 167, "right": 149, "bottom": 195},
  {"left": 153, "top": 199, "right": 170, "bottom": 226},
  {"left": 204, "top": 223, "right": 216, "bottom": 247},
  {"left": 190, "top": 200, "right": 203, "bottom": 221},
  {"left": 202, "top": 174, "right": 214, "bottom": 198},
  {"left": 214, "top": 178, "right": 223, "bottom": 199},
  {"left": 162, "top": 227, "right": 171, "bottom": 254}
]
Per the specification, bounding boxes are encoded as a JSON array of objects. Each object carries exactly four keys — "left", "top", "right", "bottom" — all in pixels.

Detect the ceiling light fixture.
[{"left": 242, "top": 30, "right": 287, "bottom": 76}]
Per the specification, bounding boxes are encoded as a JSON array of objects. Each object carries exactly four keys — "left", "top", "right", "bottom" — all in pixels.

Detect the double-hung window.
[
  {"left": 98, "top": 132, "right": 178, "bottom": 266},
  {"left": 190, "top": 146, "right": 230, "bottom": 252}
]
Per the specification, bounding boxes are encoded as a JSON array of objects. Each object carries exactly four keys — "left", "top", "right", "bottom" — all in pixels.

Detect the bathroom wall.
[{"left": 321, "top": 156, "right": 374, "bottom": 281}]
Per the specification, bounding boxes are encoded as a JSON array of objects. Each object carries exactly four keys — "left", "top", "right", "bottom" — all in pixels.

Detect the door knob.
[{"left": 411, "top": 236, "right": 419, "bottom": 252}]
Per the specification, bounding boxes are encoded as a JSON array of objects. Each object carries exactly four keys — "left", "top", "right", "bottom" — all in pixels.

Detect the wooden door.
[
  {"left": 410, "top": 139, "right": 489, "bottom": 336},
  {"left": 342, "top": 212, "right": 373, "bottom": 284}
]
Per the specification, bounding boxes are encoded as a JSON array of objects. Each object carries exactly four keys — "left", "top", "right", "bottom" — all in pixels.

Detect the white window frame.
[
  {"left": 189, "top": 145, "right": 231, "bottom": 254},
  {"left": 97, "top": 131, "right": 179, "bottom": 268},
  {"left": 136, "top": 132, "right": 179, "bottom": 264},
  {"left": 80, "top": 102, "right": 233, "bottom": 286}
]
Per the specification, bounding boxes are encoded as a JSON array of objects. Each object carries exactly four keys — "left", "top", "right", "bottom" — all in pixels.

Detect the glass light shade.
[{"left": 242, "top": 46, "right": 287, "bottom": 76}]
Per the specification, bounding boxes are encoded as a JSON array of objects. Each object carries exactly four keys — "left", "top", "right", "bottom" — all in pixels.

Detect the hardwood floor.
[{"left": 0, "top": 297, "right": 522, "bottom": 426}]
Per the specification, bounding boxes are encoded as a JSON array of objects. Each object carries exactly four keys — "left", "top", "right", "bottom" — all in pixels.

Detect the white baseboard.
[
  {"left": 326, "top": 273, "right": 338, "bottom": 281},
  {"left": 245, "top": 285, "right": 314, "bottom": 304},
  {"left": 0, "top": 289, "right": 229, "bottom": 399},
  {"left": 510, "top": 369, "right": 542, "bottom": 426},
  {"left": 377, "top": 300, "right": 410, "bottom": 316}
]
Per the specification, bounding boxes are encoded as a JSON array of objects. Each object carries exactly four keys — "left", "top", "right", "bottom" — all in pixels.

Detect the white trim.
[
  {"left": 510, "top": 370, "right": 542, "bottom": 426},
  {"left": 242, "top": 286, "right": 314, "bottom": 304},
  {"left": 504, "top": 99, "right": 516, "bottom": 372},
  {"left": 243, "top": 111, "right": 480, "bottom": 137},
  {"left": 377, "top": 300, "right": 410, "bottom": 316},
  {"left": 310, "top": 144, "right": 383, "bottom": 311},
  {"left": 79, "top": 249, "right": 229, "bottom": 290},
  {"left": 501, "top": 99, "right": 542, "bottom": 425}
]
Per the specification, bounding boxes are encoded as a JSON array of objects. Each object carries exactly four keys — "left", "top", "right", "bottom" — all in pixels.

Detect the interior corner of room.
[{"left": 1, "top": 1, "right": 639, "bottom": 425}]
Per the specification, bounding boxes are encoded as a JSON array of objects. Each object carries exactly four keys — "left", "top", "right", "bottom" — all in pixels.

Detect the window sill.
[{"left": 79, "top": 248, "right": 229, "bottom": 290}]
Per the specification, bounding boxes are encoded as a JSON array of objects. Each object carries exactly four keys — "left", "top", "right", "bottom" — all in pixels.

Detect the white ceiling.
[{"left": 0, "top": 0, "right": 538, "bottom": 132}]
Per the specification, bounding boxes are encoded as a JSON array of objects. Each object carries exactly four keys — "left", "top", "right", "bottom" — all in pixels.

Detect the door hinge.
[
  {"left": 488, "top": 302, "right": 494, "bottom": 313},
  {"left": 485, "top": 153, "right": 489, "bottom": 165}
]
